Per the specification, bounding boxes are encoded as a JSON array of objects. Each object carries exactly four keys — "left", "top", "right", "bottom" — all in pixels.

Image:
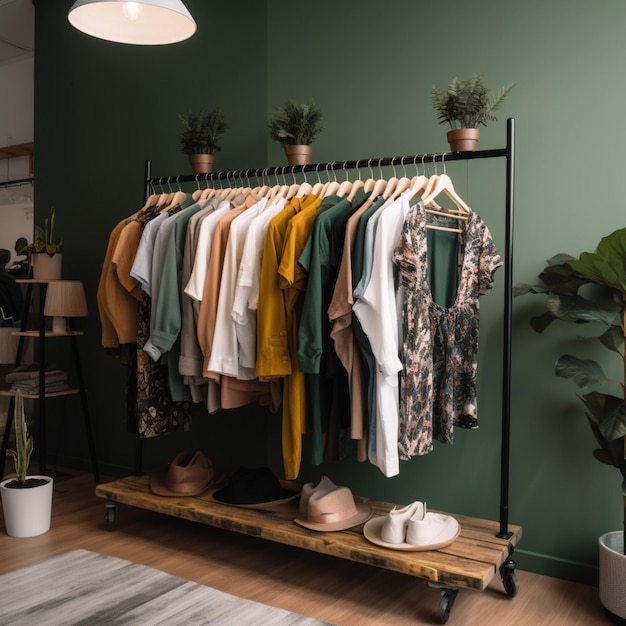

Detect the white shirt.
[{"left": 353, "top": 191, "right": 411, "bottom": 477}]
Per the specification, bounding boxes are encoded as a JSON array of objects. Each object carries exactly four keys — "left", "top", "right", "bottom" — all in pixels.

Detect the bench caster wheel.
[
  {"left": 500, "top": 557, "right": 519, "bottom": 597},
  {"left": 437, "top": 588, "right": 458, "bottom": 624},
  {"left": 105, "top": 501, "right": 117, "bottom": 531}
]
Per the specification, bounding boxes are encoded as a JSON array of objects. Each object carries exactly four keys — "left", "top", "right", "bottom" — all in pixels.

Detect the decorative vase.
[
  {"left": 599, "top": 531, "right": 626, "bottom": 622},
  {"left": 285, "top": 145, "right": 313, "bottom": 166},
  {"left": 446, "top": 128, "right": 480, "bottom": 152},
  {"left": 31, "top": 253, "right": 62, "bottom": 280},
  {"left": 0, "top": 475, "right": 53, "bottom": 537},
  {"left": 189, "top": 154, "right": 214, "bottom": 175}
]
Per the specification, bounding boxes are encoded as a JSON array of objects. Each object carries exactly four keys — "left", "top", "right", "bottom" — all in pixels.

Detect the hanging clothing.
[
  {"left": 352, "top": 191, "right": 411, "bottom": 477},
  {"left": 393, "top": 202, "right": 502, "bottom": 459}
]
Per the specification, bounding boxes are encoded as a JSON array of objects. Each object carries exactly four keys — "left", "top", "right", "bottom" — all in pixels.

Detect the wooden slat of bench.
[{"left": 95, "top": 476, "right": 521, "bottom": 592}]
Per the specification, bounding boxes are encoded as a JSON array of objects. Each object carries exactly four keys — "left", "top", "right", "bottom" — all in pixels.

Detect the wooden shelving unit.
[{"left": 0, "top": 280, "right": 99, "bottom": 481}]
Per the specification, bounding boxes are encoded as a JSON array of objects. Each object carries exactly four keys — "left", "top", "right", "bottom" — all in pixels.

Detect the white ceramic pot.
[
  {"left": 0, "top": 475, "right": 53, "bottom": 537},
  {"left": 599, "top": 531, "right": 626, "bottom": 621},
  {"left": 31, "top": 253, "right": 62, "bottom": 280}
]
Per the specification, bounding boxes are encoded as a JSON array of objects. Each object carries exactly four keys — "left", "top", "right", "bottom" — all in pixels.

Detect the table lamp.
[{"left": 44, "top": 281, "right": 88, "bottom": 333}]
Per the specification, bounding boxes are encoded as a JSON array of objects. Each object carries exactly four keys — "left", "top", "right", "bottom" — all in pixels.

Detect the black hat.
[{"left": 213, "top": 467, "right": 300, "bottom": 509}]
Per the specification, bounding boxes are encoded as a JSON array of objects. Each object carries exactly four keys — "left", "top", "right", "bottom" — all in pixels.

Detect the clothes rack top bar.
[{"left": 147, "top": 138, "right": 512, "bottom": 188}]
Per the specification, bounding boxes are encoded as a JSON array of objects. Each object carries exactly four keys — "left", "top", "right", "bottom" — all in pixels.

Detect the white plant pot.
[
  {"left": 599, "top": 531, "right": 626, "bottom": 621},
  {"left": 0, "top": 475, "right": 53, "bottom": 538},
  {"left": 31, "top": 253, "right": 62, "bottom": 280}
]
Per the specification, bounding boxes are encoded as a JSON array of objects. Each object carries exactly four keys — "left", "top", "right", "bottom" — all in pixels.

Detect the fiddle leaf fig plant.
[{"left": 515, "top": 228, "right": 626, "bottom": 553}]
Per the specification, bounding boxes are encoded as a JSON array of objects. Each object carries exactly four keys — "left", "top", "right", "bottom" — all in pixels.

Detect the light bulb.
[{"left": 122, "top": 2, "right": 142, "bottom": 21}]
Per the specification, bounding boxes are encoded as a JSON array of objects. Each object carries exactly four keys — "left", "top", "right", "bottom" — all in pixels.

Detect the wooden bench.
[{"left": 95, "top": 475, "right": 522, "bottom": 623}]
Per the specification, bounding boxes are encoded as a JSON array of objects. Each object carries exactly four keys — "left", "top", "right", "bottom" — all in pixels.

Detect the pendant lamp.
[{"left": 68, "top": 0, "right": 197, "bottom": 45}]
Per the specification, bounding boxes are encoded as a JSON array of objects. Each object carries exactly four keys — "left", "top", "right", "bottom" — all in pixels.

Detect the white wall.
[{"left": 0, "top": 54, "right": 34, "bottom": 263}]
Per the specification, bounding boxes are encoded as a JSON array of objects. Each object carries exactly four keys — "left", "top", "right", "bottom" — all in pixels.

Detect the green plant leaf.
[
  {"left": 581, "top": 392, "right": 626, "bottom": 442},
  {"left": 555, "top": 354, "right": 609, "bottom": 390},
  {"left": 597, "top": 325, "right": 625, "bottom": 356},
  {"left": 538, "top": 262, "right": 588, "bottom": 296},
  {"left": 568, "top": 227, "right": 626, "bottom": 292},
  {"left": 546, "top": 293, "right": 619, "bottom": 325}
]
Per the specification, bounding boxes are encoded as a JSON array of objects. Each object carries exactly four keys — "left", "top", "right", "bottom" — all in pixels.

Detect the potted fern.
[
  {"left": 18, "top": 207, "right": 63, "bottom": 280},
  {"left": 432, "top": 74, "right": 515, "bottom": 152},
  {"left": 515, "top": 228, "right": 626, "bottom": 622},
  {"left": 0, "top": 390, "right": 53, "bottom": 537},
  {"left": 178, "top": 108, "right": 229, "bottom": 174},
  {"left": 268, "top": 100, "right": 324, "bottom": 165}
]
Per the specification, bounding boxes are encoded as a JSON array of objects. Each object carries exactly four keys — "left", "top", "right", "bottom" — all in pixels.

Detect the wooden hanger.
[
  {"left": 421, "top": 173, "right": 471, "bottom": 214},
  {"left": 347, "top": 178, "right": 365, "bottom": 201},
  {"left": 336, "top": 179, "right": 353, "bottom": 197},
  {"left": 390, "top": 176, "right": 412, "bottom": 200},
  {"left": 382, "top": 176, "right": 398, "bottom": 200},
  {"left": 296, "top": 181, "right": 313, "bottom": 197}
]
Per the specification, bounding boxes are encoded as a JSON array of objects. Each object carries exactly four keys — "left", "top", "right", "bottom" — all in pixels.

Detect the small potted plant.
[
  {"left": 18, "top": 207, "right": 63, "bottom": 280},
  {"left": 432, "top": 74, "right": 515, "bottom": 152},
  {"left": 178, "top": 108, "right": 229, "bottom": 174},
  {"left": 0, "top": 390, "right": 54, "bottom": 537},
  {"left": 515, "top": 228, "right": 626, "bottom": 622},
  {"left": 268, "top": 100, "right": 324, "bottom": 165}
]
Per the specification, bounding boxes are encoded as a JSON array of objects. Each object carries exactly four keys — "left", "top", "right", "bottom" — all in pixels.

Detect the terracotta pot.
[
  {"left": 31, "top": 253, "right": 62, "bottom": 280},
  {"left": 0, "top": 475, "right": 53, "bottom": 537},
  {"left": 446, "top": 128, "right": 480, "bottom": 152},
  {"left": 189, "top": 154, "right": 214, "bottom": 174},
  {"left": 284, "top": 145, "right": 313, "bottom": 166}
]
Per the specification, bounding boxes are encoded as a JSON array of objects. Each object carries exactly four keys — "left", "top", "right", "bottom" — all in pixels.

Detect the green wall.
[{"left": 33, "top": 0, "right": 626, "bottom": 585}]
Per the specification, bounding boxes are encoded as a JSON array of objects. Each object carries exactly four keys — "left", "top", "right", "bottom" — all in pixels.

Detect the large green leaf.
[
  {"left": 581, "top": 392, "right": 626, "bottom": 441},
  {"left": 546, "top": 293, "right": 619, "bottom": 325},
  {"left": 555, "top": 354, "right": 609, "bottom": 390},
  {"left": 538, "top": 261, "right": 589, "bottom": 296},
  {"left": 567, "top": 228, "right": 626, "bottom": 292},
  {"left": 598, "top": 325, "right": 625, "bottom": 356}
]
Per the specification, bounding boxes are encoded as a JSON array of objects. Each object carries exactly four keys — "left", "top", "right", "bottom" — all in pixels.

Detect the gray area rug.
[{"left": 0, "top": 549, "right": 333, "bottom": 625}]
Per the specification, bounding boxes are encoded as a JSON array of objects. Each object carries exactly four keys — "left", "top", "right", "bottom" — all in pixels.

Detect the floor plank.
[{"left": 0, "top": 470, "right": 615, "bottom": 626}]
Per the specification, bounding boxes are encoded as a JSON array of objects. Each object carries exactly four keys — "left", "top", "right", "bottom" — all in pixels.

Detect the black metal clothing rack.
[{"left": 143, "top": 118, "right": 516, "bottom": 538}]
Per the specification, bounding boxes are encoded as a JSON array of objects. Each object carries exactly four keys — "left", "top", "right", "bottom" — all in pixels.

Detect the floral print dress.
[{"left": 393, "top": 202, "right": 502, "bottom": 459}]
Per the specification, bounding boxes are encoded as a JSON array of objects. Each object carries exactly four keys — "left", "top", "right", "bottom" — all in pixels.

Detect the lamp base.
[{"left": 51, "top": 316, "right": 68, "bottom": 333}]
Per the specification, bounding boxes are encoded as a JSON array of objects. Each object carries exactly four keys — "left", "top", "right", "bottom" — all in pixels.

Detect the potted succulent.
[
  {"left": 18, "top": 207, "right": 63, "bottom": 280},
  {"left": 432, "top": 74, "right": 515, "bottom": 152},
  {"left": 515, "top": 228, "right": 626, "bottom": 622},
  {"left": 0, "top": 389, "right": 53, "bottom": 537},
  {"left": 178, "top": 108, "right": 229, "bottom": 174},
  {"left": 268, "top": 100, "right": 324, "bottom": 165}
]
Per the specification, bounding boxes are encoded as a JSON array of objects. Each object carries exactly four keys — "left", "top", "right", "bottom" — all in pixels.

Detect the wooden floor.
[{"left": 0, "top": 469, "right": 615, "bottom": 626}]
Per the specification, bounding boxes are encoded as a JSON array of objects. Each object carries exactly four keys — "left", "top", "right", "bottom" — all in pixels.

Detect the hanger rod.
[
  {"left": 0, "top": 176, "right": 34, "bottom": 189},
  {"left": 148, "top": 119, "right": 513, "bottom": 187}
]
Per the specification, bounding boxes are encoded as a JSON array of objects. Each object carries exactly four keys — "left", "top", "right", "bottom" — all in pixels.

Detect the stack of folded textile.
[{"left": 5, "top": 364, "right": 69, "bottom": 394}]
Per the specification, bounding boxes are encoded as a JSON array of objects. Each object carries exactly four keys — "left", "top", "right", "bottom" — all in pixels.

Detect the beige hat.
[
  {"left": 295, "top": 485, "right": 372, "bottom": 532},
  {"left": 298, "top": 475, "right": 338, "bottom": 514}
]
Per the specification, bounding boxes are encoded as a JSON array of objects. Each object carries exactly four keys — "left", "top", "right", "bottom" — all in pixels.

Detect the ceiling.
[{"left": 0, "top": 0, "right": 33, "bottom": 66}]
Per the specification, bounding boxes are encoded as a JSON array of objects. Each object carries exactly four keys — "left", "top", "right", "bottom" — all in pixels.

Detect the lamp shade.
[
  {"left": 44, "top": 281, "right": 88, "bottom": 318},
  {"left": 68, "top": 0, "right": 197, "bottom": 45}
]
